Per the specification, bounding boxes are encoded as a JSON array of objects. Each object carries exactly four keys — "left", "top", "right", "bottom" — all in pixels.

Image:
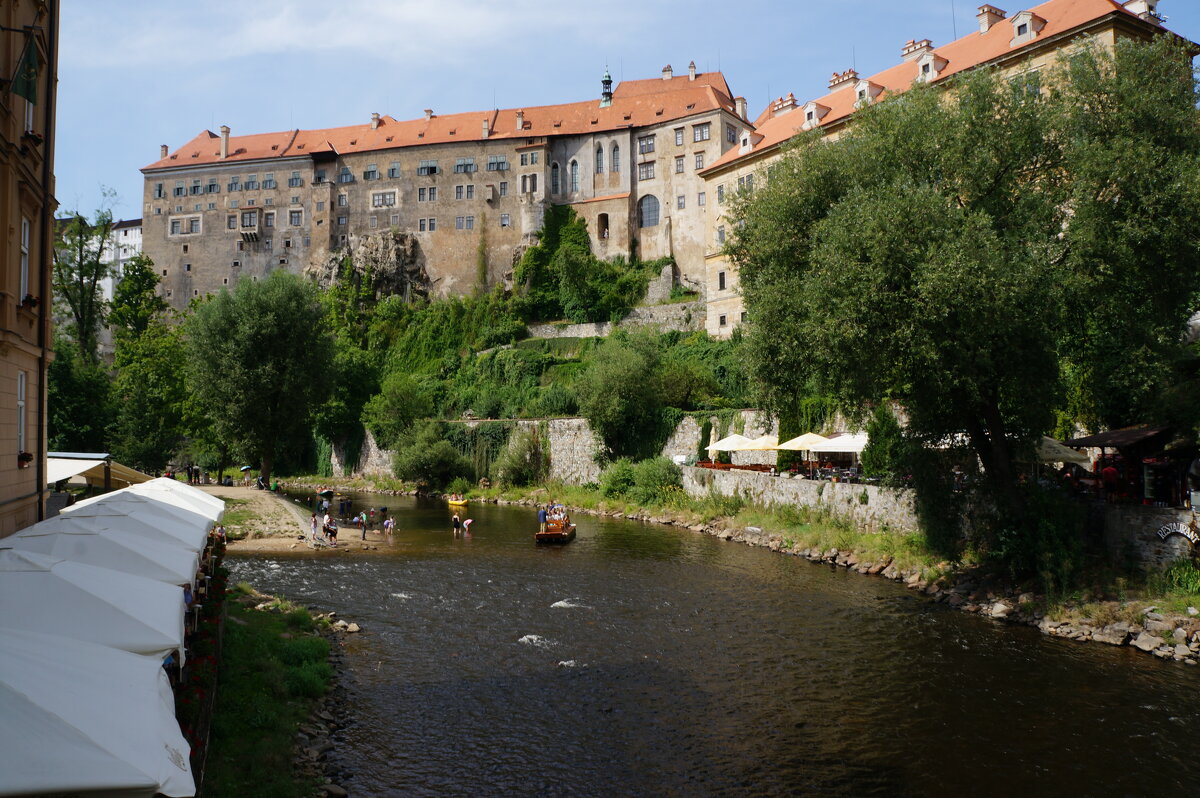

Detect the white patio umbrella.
[
  {"left": 4, "top": 517, "right": 200, "bottom": 587},
  {"left": 1036, "top": 437, "right": 1091, "bottom": 468},
  {"left": 46, "top": 507, "right": 207, "bottom": 556},
  {"left": 741, "top": 434, "right": 780, "bottom": 450},
  {"left": 0, "top": 550, "right": 186, "bottom": 664},
  {"left": 0, "top": 628, "right": 194, "bottom": 797},
  {"left": 808, "top": 432, "right": 870, "bottom": 454},
  {"left": 777, "top": 433, "right": 829, "bottom": 451},
  {"left": 128, "top": 477, "right": 225, "bottom": 522},
  {"left": 62, "top": 491, "right": 211, "bottom": 551},
  {"left": 706, "top": 433, "right": 754, "bottom": 452}
]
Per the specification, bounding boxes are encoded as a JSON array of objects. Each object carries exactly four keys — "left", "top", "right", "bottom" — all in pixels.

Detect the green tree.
[
  {"left": 53, "top": 201, "right": 114, "bottom": 362},
  {"left": 108, "top": 254, "right": 168, "bottom": 343},
  {"left": 574, "top": 332, "right": 664, "bottom": 459},
  {"left": 392, "top": 421, "right": 471, "bottom": 490},
  {"left": 184, "top": 271, "right": 333, "bottom": 483},
  {"left": 47, "top": 332, "right": 113, "bottom": 452},
  {"left": 361, "top": 370, "right": 433, "bottom": 449},
  {"left": 109, "top": 319, "right": 186, "bottom": 472}
]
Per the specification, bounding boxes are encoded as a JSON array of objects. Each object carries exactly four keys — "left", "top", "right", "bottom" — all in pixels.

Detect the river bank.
[{"left": 277, "top": 476, "right": 1200, "bottom": 667}]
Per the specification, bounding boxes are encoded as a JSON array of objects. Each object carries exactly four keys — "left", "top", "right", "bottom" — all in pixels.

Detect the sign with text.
[{"left": 1156, "top": 521, "right": 1199, "bottom": 546}]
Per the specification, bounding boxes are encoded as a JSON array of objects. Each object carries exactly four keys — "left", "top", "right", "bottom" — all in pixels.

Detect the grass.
[
  {"left": 219, "top": 497, "right": 254, "bottom": 526},
  {"left": 201, "top": 586, "right": 332, "bottom": 798}
]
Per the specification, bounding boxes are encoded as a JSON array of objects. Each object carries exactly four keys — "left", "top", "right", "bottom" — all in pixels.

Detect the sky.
[{"left": 56, "top": 0, "right": 1200, "bottom": 222}]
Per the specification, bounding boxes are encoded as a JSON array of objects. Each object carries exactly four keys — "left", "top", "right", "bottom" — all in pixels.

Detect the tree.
[
  {"left": 184, "top": 271, "right": 334, "bottom": 483},
  {"left": 53, "top": 199, "right": 114, "bottom": 362},
  {"left": 729, "top": 38, "right": 1200, "bottom": 572},
  {"left": 47, "top": 332, "right": 113, "bottom": 452},
  {"left": 108, "top": 254, "right": 168, "bottom": 344},
  {"left": 574, "top": 332, "right": 665, "bottom": 459},
  {"left": 360, "top": 370, "right": 433, "bottom": 449},
  {"left": 109, "top": 319, "right": 186, "bottom": 472}
]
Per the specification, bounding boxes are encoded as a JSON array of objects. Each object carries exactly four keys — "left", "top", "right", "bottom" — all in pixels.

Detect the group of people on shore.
[{"left": 309, "top": 497, "right": 393, "bottom": 547}]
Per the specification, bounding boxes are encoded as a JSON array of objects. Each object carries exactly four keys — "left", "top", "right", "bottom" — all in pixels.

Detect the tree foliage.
[
  {"left": 109, "top": 319, "right": 186, "bottom": 471},
  {"left": 53, "top": 202, "right": 114, "bottom": 362},
  {"left": 574, "top": 331, "right": 667, "bottom": 460},
  {"left": 184, "top": 271, "right": 333, "bottom": 482},
  {"left": 108, "top": 253, "right": 168, "bottom": 344}
]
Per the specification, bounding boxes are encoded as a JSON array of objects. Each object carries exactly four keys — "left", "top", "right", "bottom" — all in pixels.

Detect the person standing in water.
[{"left": 452, "top": 513, "right": 462, "bottom": 535}]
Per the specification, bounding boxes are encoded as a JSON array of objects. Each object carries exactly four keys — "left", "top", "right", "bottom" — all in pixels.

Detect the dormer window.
[
  {"left": 801, "top": 101, "right": 831, "bottom": 131},
  {"left": 854, "top": 80, "right": 883, "bottom": 106},
  {"left": 915, "top": 52, "right": 948, "bottom": 84},
  {"left": 1009, "top": 10, "right": 1046, "bottom": 46}
]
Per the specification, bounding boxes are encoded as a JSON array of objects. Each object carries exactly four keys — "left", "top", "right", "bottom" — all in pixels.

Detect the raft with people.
[{"left": 535, "top": 504, "right": 576, "bottom": 545}]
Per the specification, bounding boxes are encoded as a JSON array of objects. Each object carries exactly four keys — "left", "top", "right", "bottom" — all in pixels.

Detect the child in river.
[
  {"left": 452, "top": 513, "right": 462, "bottom": 535},
  {"left": 462, "top": 518, "right": 474, "bottom": 537}
]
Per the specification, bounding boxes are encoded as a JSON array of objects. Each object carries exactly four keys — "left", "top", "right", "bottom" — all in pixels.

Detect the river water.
[{"left": 230, "top": 493, "right": 1199, "bottom": 797}]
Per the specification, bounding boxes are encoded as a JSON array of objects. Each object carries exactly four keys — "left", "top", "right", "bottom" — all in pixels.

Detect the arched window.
[
  {"left": 569, "top": 160, "right": 579, "bottom": 192},
  {"left": 597, "top": 212, "right": 610, "bottom": 238},
  {"left": 595, "top": 145, "right": 604, "bottom": 174},
  {"left": 612, "top": 143, "right": 620, "bottom": 173},
  {"left": 638, "top": 195, "right": 659, "bottom": 228},
  {"left": 551, "top": 162, "right": 560, "bottom": 194}
]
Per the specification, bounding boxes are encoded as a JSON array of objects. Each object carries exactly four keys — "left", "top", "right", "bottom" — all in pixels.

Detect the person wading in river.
[{"left": 452, "top": 513, "right": 462, "bottom": 536}]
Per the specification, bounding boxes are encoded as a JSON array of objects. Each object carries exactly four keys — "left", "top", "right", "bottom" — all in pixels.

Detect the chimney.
[
  {"left": 688, "top": 60, "right": 697, "bottom": 81},
  {"left": 977, "top": 4, "right": 1007, "bottom": 33},
  {"left": 482, "top": 117, "right": 490, "bottom": 138},
  {"left": 371, "top": 112, "right": 380, "bottom": 130},
  {"left": 828, "top": 69, "right": 859, "bottom": 91},
  {"left": 662, "top": 64, "right": 673, "bottom": 80},
  {"left": 424, "top": 108, "right": 433, "bottom": 120},
  {"left": 1123, "top": 0, "right": 1161, "bottom": 23},
  {"left": 772, "top": 93, "right": 798, "bottom": 115},
  {"left": 160, "top": 144, "right": 168, "bottom": 159},
  {"left": 219, "top": 125, "right": 229, "bottom": 159},
  {"left": 516, "top": 109, "right": 525, "bottom": 130},
  {"left": 734, "top": 96, "right": 748, "bottom": 121},
  {"left": 901, "top": 39, "right": 933, "bottom": 60}
]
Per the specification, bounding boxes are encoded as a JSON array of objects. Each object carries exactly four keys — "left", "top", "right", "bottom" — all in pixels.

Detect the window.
[
  {"left": 288, "top": 171, "right": 303, "bottom": 187},
  {"left": 638, "top": 134, "right": 655, "bottom": 154},
  {"left": 188, "top": 218, "right": 201, "bottom": 233},
  {"left": 228, "top": 177, "right": 240, "bottom": 192},
  {"left": 23, "top": 98, "right": 32, "bottom": 134},
  {"left": 717, "top": 226, "right": 726, "bottom": 245},
  {"left": 454, "top": 157, "right": 476, "bottom": 173},
  {"left": 337, "top": 194, "right": 348, "bottom": 207},
  {"left": 184, "top": 263, "right": 192, "bottom": 272},
  {"left": 551, "top": 163, "right": 561, "bottom": 194},
  {"left": 16, "top": 371, "right": 26, "bottom": 453},
  {"left": 19, "top": 217, "right": 29, "bottom": 300},
  {"left": 369, "top": 216, "right": 378, "bottom": 228},
  {"left": 236, "top": 241, "right": 244, "bottom": 251},
  {"left": 500, "top": 213, "right": 511, "bottom": 227},
  {"left": 675, "top": 128, "right": 684, "bottom": 146},
  {"left": 718, "top": 270, "right": 726, "bottom": 289},
  {"left": 316, "top": 201, "right": 325, "bottom": 211},
  {"left": 529, "top": 174, "right": 537, "bottom": 193},
  {"left": 717, "top": 184, "right": 726, "bottom": 204},
  {"left": 173, "top": 181, "right": 185, "bottom": 197},
  {"left": 740, "top": 311, "right": 747, "bottom": 323},
  {"left": 719, "top": 314, "right": 727, "bottom": 327},
  {"left": 693, "top": 123, "right": 711, "bottom": 142},
  {"left": 229, "top": 200, "right": 238, "bottom": 208},
  {"left": 170, "top": 220, "right": 181, "bottom": 235},
  {"left": 520, "top": 153, "right": 528, "bottom": 166},
  {"left": 263, "top": 172, "right": 277, "bottom": 189},
  {"left": 190, "top": 179, "right": 202, "bottom": 195},
  {"left": 1017, "top": 22, "right": 1028, "bottom": 36},
  {"left": 428, "top": 218, "right": 436, "bottom": 231},
  {"left": 372, "top": 191, "right": 396, "bottom": 207},
  {"left": 245, "top": 174, "right": 259, "bottom": 190},
  {"left": 530, "top": 152, "right": 539, "bottom": 165},
  {"left": 675, "top": 156, "right": 684, "bottom": 173},
  {"left": 291, "top": 196, "right": 300, "bottom": 204},
  {"left": 429, "top": 187, "right": 437, "bottom": 201},
  {"left": 227, "top": 215, "right": 236, "bottom": 229},
  {"left": 595, "top": 146, "right": 604, "bottom": 174},
  {"left": 694, "top": 152, "right": 705, "bottom": 170},
  {"left": 726, "top": 124, "right": 737, "bottom": 144},
  {"left": 456, "top": 185, "right": 464, "bottom": 200},
  {"left": 612, "top": 143, "right": 620, "bottom": 173},
  {"left": 638, "top": 195, "right": 660, "bottom": 228},
  {"left": 698, "top": 191, "right": 706, "bottom": 206},
  {"left": 419, "top": 219, "right": 427, "bottom": 232},
  {"left": 598, "top": 213, "right": 610, "bottom": 238},
  {"left": 363, "top": 163, "right": 379, "bottom": 180},
  {"left": 337, "top": 215, "right": 348, "bottom": 225},
  {"left": 499, "top": 181, "right": 508, "bottom": 197},
  {"left": 337, "top": 166, "right": 354, "bottom": 183},
  {"left": 264, "top": 212, "right": 274, "bottom": 228},
  {"left": 388, "top": 162, "right": 401, "bottom": 178},
  {"left": 466, "top": 215, "right": 475, "bottom": 230},
  {"left": 241, "top": 210, "right": 258, "bottom": 227},
  {"left": 638, "top": 162, "right": 655, "bottom": 181},
  {"left": 455, "top": 216, "right": 464, "bottom": 229},
  {"left": 419, "top": 188, "right": 427, "bottom": 202},
  {"left": 246, "top": 199, "right": 256, "bottom": 206},
  {"left": 284, "top": 239, "right": 292, "bottom": 248},
  {"left": 466, "top": 184, "right": 475, "bottom": 199},
  {"left": 487, "top": 155, "right": 508, "bottom": 171},
  {"left": 738, "top": 174, "right": 754, "bottom": 193},
  {"left": 569, "top": 161, "right": 579, "bottom": 192},
  {"left": 390, "top": 214, "right": 399, "bottom": 226},
  {"left": 676, "top": 195, "right": 685, "bottom": 210},
  {"left": 208, "top": 202, "right": 217, "bottom": 210},
  {"left": 315, "top": 169, "right": 327, "bottom": 183}
]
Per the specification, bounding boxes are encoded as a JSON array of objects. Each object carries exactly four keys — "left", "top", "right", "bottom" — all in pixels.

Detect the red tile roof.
[
  {"left": 704, "top": 0, "right": 1154, "bottom": 174},
  {"left": 143, "top": 72, "right": 736, "bottom": 172}
]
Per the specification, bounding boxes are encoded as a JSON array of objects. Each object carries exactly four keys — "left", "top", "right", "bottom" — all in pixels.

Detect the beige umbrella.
[
  {"left": 706, "top": 433, "right": 753, "bottom": 452},
  {"left": 1036, "top": 437, "right": 1091, "bottom": 467},
  {"left": 741, "top": 435, "right": 779, "bottom": 450},
  {"left": 778, "top": 433, "right": 829, "bottom": 451}
]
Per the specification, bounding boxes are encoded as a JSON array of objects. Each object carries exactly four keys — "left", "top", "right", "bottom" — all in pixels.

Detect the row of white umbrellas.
[
  {"left": 706, "top": 432, "right": 870, "bottom": 454},
  {"left": 0, "top": 478, "right": 224, "bottom": 798}
]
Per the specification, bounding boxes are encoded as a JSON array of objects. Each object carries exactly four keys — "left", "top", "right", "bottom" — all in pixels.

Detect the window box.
[{"left": 17, "top": 451, "right": 33, "bottom": 468}]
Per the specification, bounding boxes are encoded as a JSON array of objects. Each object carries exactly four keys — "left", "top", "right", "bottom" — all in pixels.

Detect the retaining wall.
[
  {"left": 1102, "top": 505, "right": 1196, "bottom": 570},
  {"left": 525, "top": 300, "right": 703, "bottom": 340}
]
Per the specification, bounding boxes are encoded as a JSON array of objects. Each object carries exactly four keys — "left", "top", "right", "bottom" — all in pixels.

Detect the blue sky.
[{"left": 56, "top": 0, "right": 1200, "bottom": 222}]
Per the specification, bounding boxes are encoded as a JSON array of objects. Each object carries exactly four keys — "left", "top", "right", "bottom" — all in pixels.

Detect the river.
[{"left": 229, "top": 493, "right": 1199, "bottom": 797}]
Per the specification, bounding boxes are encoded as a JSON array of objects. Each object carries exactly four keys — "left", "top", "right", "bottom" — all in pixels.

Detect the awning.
[
  {"left": 0, "top": 550, "right": 185, "bottom": 663},
  {"left": 128, "top": 477, "right": 225, "bottom": 522},
  {"left": 778, "top": 433, "right": 829, "bottom": 451},
  {"left": 1064, "top": 426, "right": 1170, "bottom": 449},
  {"left": 1036, "top": 437, "right": 1091, "bottom": 467},
  {"left": 47, "top": 457, "right": 151, "bottom": 488},
  {"left": 808, "top": 432, "right": 870, "bottom": 454},
  {"left": 706, "top": 433, "right": 753, "bottom": 452},
  {"left": 62, "top": 491, "right": 213, "bottom": 551},
  {"left": 0, "top": 628, "right": 195, "bottom": 797}
]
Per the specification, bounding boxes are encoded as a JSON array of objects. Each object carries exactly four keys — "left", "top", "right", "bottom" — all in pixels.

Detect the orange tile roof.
[
  {"left": 143, "top": 73, "right": 737, "bottom": 172},
  {"left": 705, "top": 0, "right": 1152, "bottom": 174}
]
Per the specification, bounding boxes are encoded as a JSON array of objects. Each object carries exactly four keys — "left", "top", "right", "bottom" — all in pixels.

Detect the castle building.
[
  {"left": 141, "top": 64, "right": 748, "bottom": 309},
  {"left": 700, "top": 0, "right": 1179, "bottom": 338},
  {"left": 0, "top": 0, "right": 58, "bottom": 535}
]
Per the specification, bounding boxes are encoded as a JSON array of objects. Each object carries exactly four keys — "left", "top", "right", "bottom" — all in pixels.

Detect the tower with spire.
[{"left": 600, "top": 68, "right": 613, "bottom": 108}]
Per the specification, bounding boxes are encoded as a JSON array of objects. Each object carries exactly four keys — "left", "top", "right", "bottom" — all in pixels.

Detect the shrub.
[
  {"left": 600, "top": 458, "right": 637, "bottom": 498},
  {"left": 392, "top": 421, "right": 472, "bottom": 490},
  {"left": 629, "top": 457, "right": 683, "bottom": 505},
  {"left": 493, "top": 427, "right": 550, "bottom": 487},
  {"left": 861, "top": 404, "right": 907, "bottom": 484}
]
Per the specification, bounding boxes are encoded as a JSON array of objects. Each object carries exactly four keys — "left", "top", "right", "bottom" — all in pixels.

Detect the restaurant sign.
[{"left": 1156, "top": 521, "right": 1199, "bottom": 546}]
